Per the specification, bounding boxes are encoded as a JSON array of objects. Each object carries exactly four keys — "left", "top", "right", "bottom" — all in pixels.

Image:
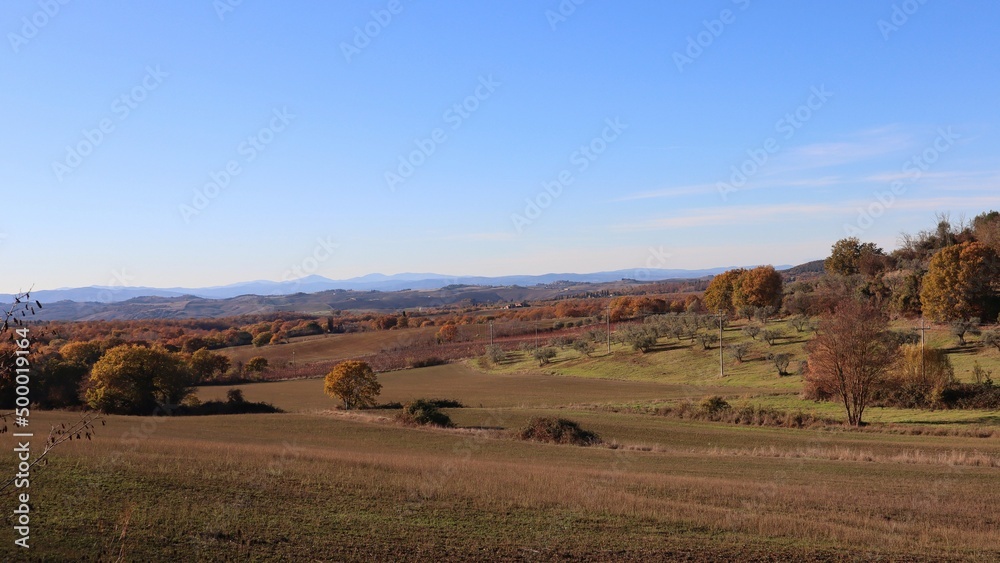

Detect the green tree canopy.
[{"left": 825, "top": 238, "right": 884, "bottom": 276}]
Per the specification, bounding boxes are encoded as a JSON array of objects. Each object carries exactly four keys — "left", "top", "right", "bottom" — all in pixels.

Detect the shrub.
[
  {"left": 484, "top": 345, "right": 505, "bottom": 364},
  {"left": 726, "top": 342, "right": 752, "bottom": 363},
  {"left": 617, "top": 325, "right": 658, "bottom": 353},
  {"left": 950, "top": 318, "right": 981, "bottom": 346},
  {"left": 532, "top": 347, "right": 557, "bottom": 366},
  {"left": 789, "top": 316, "right": 810, "bottom": 333},
  {"left": 982, "top": 330, "right": 1000, "bottom": 352},
  {"left": 699, "top": 395, "right": 730, "bottom": 415},
  {"left": 397, "top": 399, "right": 454, "bottom": 427},
  {"left": 973, "top": 361, "right": 994, "bottom": 385},
  {"left": 754, "top": 306, "right": 778, "bottom": 324},
  {"left": 874, "top": 345, "right": 954, "bottom": 408},
  {"left": 517, "top": 417, "right": 601, "bottom": 446},
  {"left": 409, "top": 357, "right": 446, "bottom": 368},
  {"left": 761, "top": 329, "right": 783, "bottom": 346},
  {"left": 768, "top": 352, "right": 792, "bottom": 376},
  {"left": 661, "top": 401, "right": 832, "bottom": 428},
  {"left": 173, "top": 398, "right": 282, "bottom": 416},
  {"left": 424, "top": 398, "right": 463, "bottom": 408},
  {"left": 245, "top": 356, "right": 269, "bottom": 374},
  {"left": 226, "top": 388, "right": 245, "bottom": 404},
  {"left": 890, "top": 330, "right": 921, "bottom": 346},
  {"left": 548, "top": 336, "right": 571, "bottom": 348},
  {"left": 695, "top": 332, "right": 719, "bottom": 350},
  {"left": 252, "top": 332, "right": 272, "bottom": 347},
  {"left": 585, "top": 328, "right": 607, "bottom": 343},
  {"left": 938, "top": 383, "right": 1000, "bottom": 409}
]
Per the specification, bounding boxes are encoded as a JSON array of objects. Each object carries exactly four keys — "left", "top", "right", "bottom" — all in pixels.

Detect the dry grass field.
[
  {"left": 5, "top": 401, "right": 999, "bottom": 561},
  {"left": 218, "top": 326, "right": 441, "bottom": 365},
  {"left": 4, "top": 320, "right": 1000, "bottom": 560}
]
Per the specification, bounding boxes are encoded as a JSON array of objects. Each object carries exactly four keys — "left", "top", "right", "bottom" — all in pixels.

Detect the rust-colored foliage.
[{"left": 804, "top": 300, "right": 899, "bottom": 426}]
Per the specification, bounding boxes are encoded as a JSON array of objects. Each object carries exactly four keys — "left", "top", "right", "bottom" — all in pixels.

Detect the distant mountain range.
[
  {"left": 2, "top": 267, "right": 796, "bottom": 305},
  {"left": 1, "top": 264, "right": 819, "bottom": 321}
]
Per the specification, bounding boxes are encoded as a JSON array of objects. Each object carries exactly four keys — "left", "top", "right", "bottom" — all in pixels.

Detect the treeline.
[{"left": 786, "top": 211, "right": 1000, "bottom": 321}]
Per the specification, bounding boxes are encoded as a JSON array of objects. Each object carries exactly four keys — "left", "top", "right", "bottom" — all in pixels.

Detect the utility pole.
[
  {"left": 607, "top": 302, "right": 612, "bottom": 355},
  {"left": 489, "top": 321, "right": 494, "bottom": 347}
]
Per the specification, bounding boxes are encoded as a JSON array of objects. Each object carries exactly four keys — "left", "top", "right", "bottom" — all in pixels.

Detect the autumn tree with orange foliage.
[
  {"left": 436, "top": 323, "right": 458, "bottom": 343},
  {"left": 733, "top": 265, "right": 784, "bottom": 313},
  {"left": 702, "top": 269, "right": 745, "bottom": 315},
  {"left": 920, "top": 241, "right": 1000, "bottom": 322}
]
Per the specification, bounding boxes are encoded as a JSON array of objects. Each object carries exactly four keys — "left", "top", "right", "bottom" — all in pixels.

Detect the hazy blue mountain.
[{"left": 2, "top": 265, "right": 796, "bottom": 304}]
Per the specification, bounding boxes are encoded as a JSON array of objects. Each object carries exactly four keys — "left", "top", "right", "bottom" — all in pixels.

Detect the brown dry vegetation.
[
  {"left": 4, "top": 406, "right": 998, "bottom": 561},
  {"left": 4, "top": 357, "right": 999, "bottom": 561},
  {"left": 5, "top": 310, "right": 1000, "bottom": 560}
]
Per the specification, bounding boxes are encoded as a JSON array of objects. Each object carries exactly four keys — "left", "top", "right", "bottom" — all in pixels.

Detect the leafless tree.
[{"left": 805, "top": 300, "right": 899, "bottom": 426}]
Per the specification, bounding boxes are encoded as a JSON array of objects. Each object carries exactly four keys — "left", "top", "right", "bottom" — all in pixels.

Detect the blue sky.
[{"left": 2, "top": 1, "right": 998, "bottom": 293}]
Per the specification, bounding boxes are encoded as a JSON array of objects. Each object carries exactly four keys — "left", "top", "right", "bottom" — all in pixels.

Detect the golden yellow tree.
[
  {"left": 702, "top": 268, "right": 745, "bottom": 315},
  {"left": 920, "top": 242, "right": 999, "bottom": 322},
  {"left": 324, "top": 360, "right": 381, "bottom": 409},
  {"left": 86, "top": 345, "right": 194, "bottom": 414}
]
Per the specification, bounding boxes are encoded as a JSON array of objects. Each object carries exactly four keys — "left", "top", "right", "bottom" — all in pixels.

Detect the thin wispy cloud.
[
  {"left": 613, "top": 126, "right": 995, "bottom": 205},
  {"left": 612, "top": 202, "right": 839, "bottom": 231},
  {"left": 613, "top": 193, "right": 1000, "bottom": 233},
  {"left": 437, "top": 231, "right": 518, "bottom": 242},
  {"left": 614, "top": 183, "right": 718, "bottom": 201}
]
